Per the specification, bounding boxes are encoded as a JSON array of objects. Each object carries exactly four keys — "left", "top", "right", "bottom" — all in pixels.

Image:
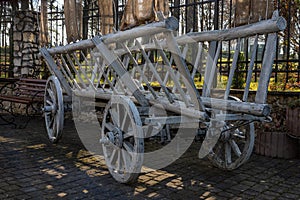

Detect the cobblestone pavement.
[{"left": 0, "top": 117, "right": 300, "bottom": 200}]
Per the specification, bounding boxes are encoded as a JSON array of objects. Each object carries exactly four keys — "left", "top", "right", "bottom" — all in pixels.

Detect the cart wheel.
[
  {"left": 101, "top": 95, "right": 144, "bottom": 183},
  {"left": 44, "top": 76, "right": 64, "bottom": 143},
  {"left": 208, "top": 97, "right": 255, "bottom": 170}
]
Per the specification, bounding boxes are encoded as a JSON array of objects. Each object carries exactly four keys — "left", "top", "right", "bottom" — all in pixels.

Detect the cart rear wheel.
[
  {"left": 207, "top": 96, "right": 255, "bottom": 170},
  {"left": 101, "top": 95, "right": 144, "bottom": 183},
  {"left": 44, "top": 76, "right": 64, "bottom": 143},
  {"left": 207, "top": 120, "right": 254, "bottom": 170}
]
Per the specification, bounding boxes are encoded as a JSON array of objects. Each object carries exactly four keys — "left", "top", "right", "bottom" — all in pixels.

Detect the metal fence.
[
  {"left": 0, "top": 0, "right": 299, "bottom": 90},
  {"left": 0, "top": 1, "right": 13, "bottom": 78}
]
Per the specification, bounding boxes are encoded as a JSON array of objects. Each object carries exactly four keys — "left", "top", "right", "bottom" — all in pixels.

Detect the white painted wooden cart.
[{"left": 40, "top": 13, "right": 286, "bottom": 183}]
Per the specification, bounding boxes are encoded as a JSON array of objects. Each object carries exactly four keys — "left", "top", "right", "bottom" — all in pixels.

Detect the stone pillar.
[{"left": 13, "top": 11, "right": 41, "bottom": 78}]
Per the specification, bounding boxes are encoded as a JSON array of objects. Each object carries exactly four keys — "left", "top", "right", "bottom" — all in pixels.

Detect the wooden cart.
[{"left": 40, "top": 13, "right": 286, "bottom": 183}]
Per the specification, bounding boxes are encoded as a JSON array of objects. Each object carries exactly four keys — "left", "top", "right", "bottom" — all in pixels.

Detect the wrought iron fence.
[
  {"left": 0, "top": 0, "right": 299, "bottom": 90},
  {"left": 0, "top": 1, "right": 13, "bottom": 78}
]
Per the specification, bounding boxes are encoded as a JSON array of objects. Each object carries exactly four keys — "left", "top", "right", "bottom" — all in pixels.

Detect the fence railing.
[{"left": 0, "top": 0, "right": 299, "bottom": 89}]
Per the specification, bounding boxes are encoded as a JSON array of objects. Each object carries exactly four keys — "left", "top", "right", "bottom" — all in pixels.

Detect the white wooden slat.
[
  {"left": 243, "top": 35, "right": 259, "bottom": 102},
  {"left": 224, "top": 39, "right": 241, "bottom": 100},
  {"left": 255, "top": 33, "right": 277, "bottom": 104}
]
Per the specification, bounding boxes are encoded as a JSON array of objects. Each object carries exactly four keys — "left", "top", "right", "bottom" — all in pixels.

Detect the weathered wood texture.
[
  {"left": 39, "top": 0, "right": 49, "bottom": 46},
  {"left": 43, "top": 17, "right": 178, "bottom": 55},
  {"left": 177, "top": 16, "right": 286, "bottom": 43},
  {"left": 120, "top": 0, "right": 169, "bottom": 30},
  {"left": 98, "top": 0, "right": 114, "bottom": 35},
  {"left": 64, "top": 0, "right": 83, "bottom": 43},
  {"left": 233, "top": 0, "right": 275, "bottom": 26},
  {"left": 255, "top": 132, "right": 298, "bottom": 159}
]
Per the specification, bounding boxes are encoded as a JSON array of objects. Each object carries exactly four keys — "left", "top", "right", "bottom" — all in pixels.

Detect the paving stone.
[
  {"left": 0, "top": 118, "right": 300, "bottom": 199},
  {"left": 282, "top": 192, "right": 300, "bottom": 199}
]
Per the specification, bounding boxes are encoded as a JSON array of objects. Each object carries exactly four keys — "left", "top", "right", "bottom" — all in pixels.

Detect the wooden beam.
[
  {"left": 43, "top": 17, "right": 178, "bottom": 55},
  {"left": 176, "top": 16, "right": 286, "bottom": 43}
]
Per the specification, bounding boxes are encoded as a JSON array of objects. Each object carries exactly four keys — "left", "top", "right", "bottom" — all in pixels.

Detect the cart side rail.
[{"left": 175, "top": 11, "right": 286, "bottom": 117}]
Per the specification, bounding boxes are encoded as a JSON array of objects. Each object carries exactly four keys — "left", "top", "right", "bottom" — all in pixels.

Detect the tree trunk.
[
  {"left": 40, "top": 0, "right": 49, "bottom": 46},
  {"left": 21, "top": 0, "right": 29, "bottom": 11},
  {"left": 233, "top": 0, "right": 274, "bottom": 26},
  {"left": 98, "top": 0, "right": 114, "bottom": 35},
  {"left": 64, "top": 0, "right": 83, "bottom": 43}
]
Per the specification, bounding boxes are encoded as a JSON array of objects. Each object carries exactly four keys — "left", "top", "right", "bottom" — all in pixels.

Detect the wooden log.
[
  {"left": 176, "top": 16, "right": 286, "bottom": 43},
  {"left": 43, "top": 17, "right": 178, "bottom": 55},
  {"left": 201, "top": 97, "right": 271, "bottom": 117}
]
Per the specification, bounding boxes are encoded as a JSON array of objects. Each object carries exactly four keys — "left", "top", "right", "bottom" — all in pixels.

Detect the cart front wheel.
[
  {"left": 101, "top": 95, "right": 144, "bottom": 183},
  {"left": 44, "top": 76, "right": 64, "bottom": 143}
]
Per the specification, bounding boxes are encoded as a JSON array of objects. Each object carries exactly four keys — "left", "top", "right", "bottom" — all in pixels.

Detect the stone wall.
[{"left": 13, "top": 11, "right": 41, "bottom": 78}]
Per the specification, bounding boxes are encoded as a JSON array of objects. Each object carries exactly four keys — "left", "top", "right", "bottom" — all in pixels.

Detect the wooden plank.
[
  {"left": 255, "top": 131, "right": 261, "bottom": 154},
  {"left": 191, "top": 42, "right": 204, "bottom": 79},
  {"left": 264, "top": 132, "right": 272, "bottom": 157},
  {"left": 203, "top": 41, "right": 217, "bottom": 97},
  {"left": 204, "top": 42, "right": 221, "bottom": 97},
  {"left": 0, "top": 96, "right": 31, "bottom": 104},
  {"left": 271, "top": 132, "right": 278, "bottom": 158},
  {"left": 224, "top": 39, "right": 241, "bottom": 100},
  {"left": 255, "top": 33, "right": 277, "bottom": 104},
  {"left": 277, "top": 133, "right": 284, "bottom": 158},
  {"left": 243, "top": 35, "right": 258, "bottom": 102},
  {"left": 260, "top": 132, "right": 266, "bottom": 156}
]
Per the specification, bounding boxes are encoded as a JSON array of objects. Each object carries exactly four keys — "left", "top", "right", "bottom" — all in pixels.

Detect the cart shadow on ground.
[{"left": 1, "top": 116, "right": 300, "bottom": 199}]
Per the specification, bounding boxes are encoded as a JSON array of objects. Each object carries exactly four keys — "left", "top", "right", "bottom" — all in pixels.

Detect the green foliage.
[{"left": 232, "top": 52, "right": 246, "bottom": 89}]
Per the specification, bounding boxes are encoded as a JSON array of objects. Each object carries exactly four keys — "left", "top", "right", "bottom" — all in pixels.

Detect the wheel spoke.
[
  {"left": 109, "top": 108, "right": 119, "bottom": 127},
  {"left": 121, "top": 113, "right": 130, "bottom": 132},
  {"left": 117, "top": 103, "right": 122, "bottom": 128},
  {"left": 47, "top": 88, "right": 55, "bottom": 101},
  {"left": 123, "top": 141, "right": 134, "bottom": 156},
  {"left": 109, "top": 148, "right": 117, "bottom": 165},
  {"left": 229, "top": 139, "right": 242, "bottom": 157},
  {"left": 123, "top": 130, "right": 134, "bottom": 139},
  {"left": 49, "top": 117, "right": 55, "bottom": 129},
  {"left": 225, "top": 142, "right": 232, "bottom": 165},
  {"left": 104, "top": 122, "right": 115, "bottom": 132},
  {"left": 121, "top": 149, "right": 130, "bottom": 172},
  {"left": 46, "top": 99, "right": 54, "bottom": 106},
  {"left": 116, "top": 149, "right": 121, "bottom": 172}
]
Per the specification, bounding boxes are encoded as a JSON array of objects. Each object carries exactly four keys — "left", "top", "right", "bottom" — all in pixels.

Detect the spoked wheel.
[
  {"left": 207, "top": 96, "right": 255, "bottom": 170},
  {"left": 207, "top": 120, "right": 254, "bottom": 170},
  {"left": 101, "top": 95, "right": 144, "bottom": 184},
  {"left": 44, "top": 76, "right": 64, "bottom": 143}
]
